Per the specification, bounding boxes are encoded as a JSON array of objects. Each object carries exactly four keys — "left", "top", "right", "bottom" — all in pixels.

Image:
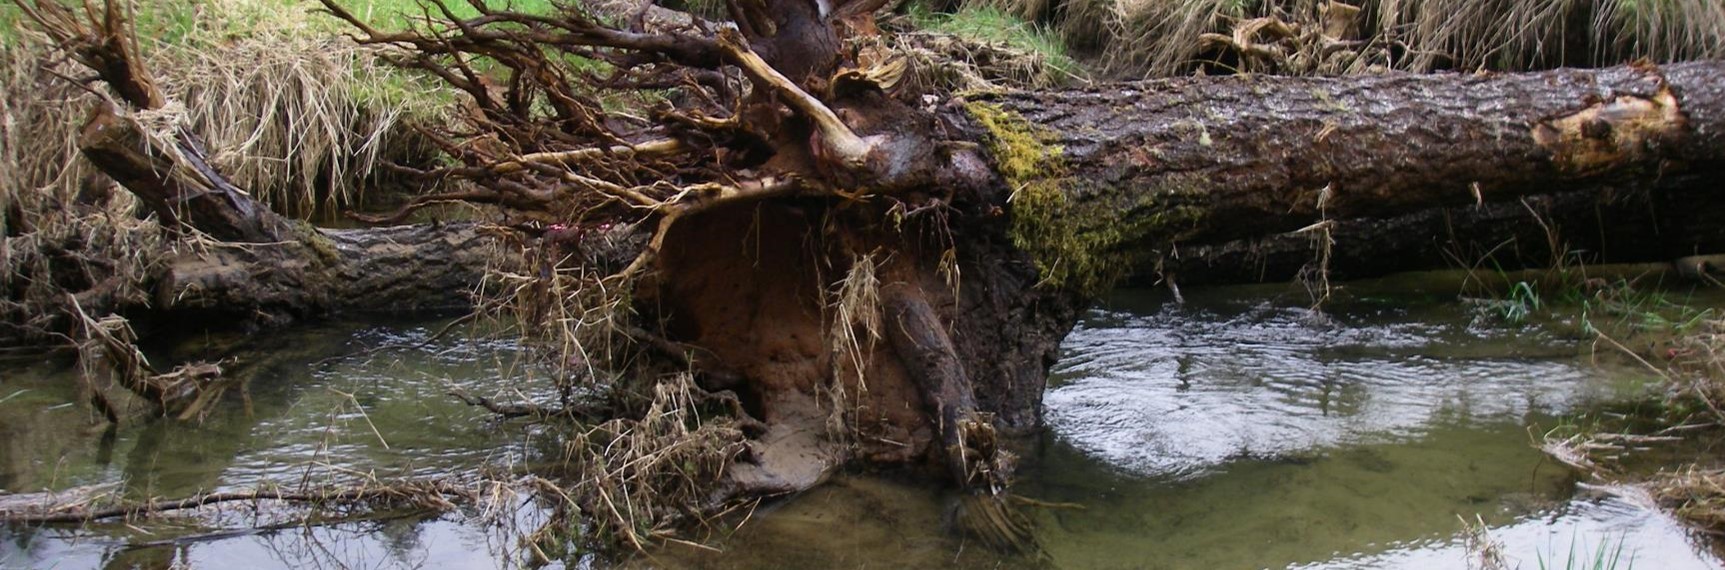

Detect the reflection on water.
[
  {"left": 1, "top": 323, "right": 542, "bottom": 496},
  {"left": 1296, "top": 484, "right": 1704, "bottom": 570},
  {"left": 677, "top": 286, "right": 1719, "bottom": 569},
  {"left": 0, "top": 320, "right": 557, "bottom": 569},
  {"left": 2, "top": 284, "right": 1723, "bottom": 569},
  {"left": 1046, "top": 295, "right": 1608, "bottom": 479}
]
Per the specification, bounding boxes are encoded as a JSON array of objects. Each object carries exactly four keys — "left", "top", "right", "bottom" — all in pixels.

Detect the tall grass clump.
[
  {"left": 1, "top": 0, "right": 472, "bottom": 343},
  {"left": 945, "top": 0, "right": 1725, "bottom": 78},
  {"left": 163, "top": 33, "right": 448, "bottom": 218},
  {"left": 1373, "top": 0, "right": 1725, "bottom": 73},
  {"left": 3, "top": 0, "right": 459, "bottom": 225}
]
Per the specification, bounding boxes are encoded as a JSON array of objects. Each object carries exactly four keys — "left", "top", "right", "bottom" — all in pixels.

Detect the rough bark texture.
[
  {"left": 75, "top": 104, "right": 496, "bottom": 328},
  {"left": 949, "top": 210, "right": 1081, "bottom": 435},
  {"left": 966, "top": 61, "right": 1725, "bottom": 294},
  {"left": 1162, "top": 181, "right": 1725, "bottom": 286},
  {"left": 153, "top": 223, "right": 496, "bottom": 326}
]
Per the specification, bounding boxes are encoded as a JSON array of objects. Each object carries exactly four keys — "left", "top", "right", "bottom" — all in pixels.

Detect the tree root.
[
  {"left": 952, "top": 492, "right": 1042, "bottom": 555},
  {"left": 882, "top": 284, "right": 1013, "bottom": 493}
]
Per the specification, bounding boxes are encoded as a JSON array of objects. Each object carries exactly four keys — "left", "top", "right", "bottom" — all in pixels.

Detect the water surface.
[{"left": 2, "top": 282, "right": 1720, "bottom": 569}]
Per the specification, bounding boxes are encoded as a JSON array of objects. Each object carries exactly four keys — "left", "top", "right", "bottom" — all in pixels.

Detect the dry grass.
[
  {"left": 949, "top": 0, "right": 1725, "bottom": 77},
  {"left": 1457, "top": 514, "right": 1511, "bottom": 570},
  {"left": 2, "top": 0, "right": 456, "bottom": 344},
  {"left": 0, "top": 147, "right": 161, "bottom": 344},
  {"left": 1671, "top": 317, "right": 1725, "bottom": 410},
  {"left": 472, "top": 226, "right": 650, "bottom": 388},
  {"left": 163, "top": 35, "right": 446, "bottom": 218},
  {"left": 1650, "top": 467, "right": 1725, "bottom": 533},
  {"left": 823, "top": 252, "right": 883, "bottom": 442},
  {"left": 549, "top": 374, "right": 747, "bottom": 551},
  {"left": 1538, "top": 305, "right": 1725, "bottom": 537},
  {"left": 466, "top": 232, "right": 762, "bottom": 551},
  {"left": 4, "top": 0, "right": 449, "bottom": 221}
]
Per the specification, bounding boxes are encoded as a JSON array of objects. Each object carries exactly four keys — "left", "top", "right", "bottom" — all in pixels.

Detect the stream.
[{"left": 2, "top": 276, "right": 1721, "bottom": 569}]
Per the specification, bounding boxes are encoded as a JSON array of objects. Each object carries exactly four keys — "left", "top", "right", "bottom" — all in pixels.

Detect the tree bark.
[
  {"left": 150, "top": 222, "right": 497, "bottom": 325},
  {"left": 79, "top": 105, "right": 293, "bottom": 244},
  {"left": 1159, "top": 181, "right": 1725, "bottom": 286},
  {"left": 72, "top": 110, "right": 498, "bottom": 328},
  {"left": 963, "top": 61, "right": 1725, "bottom": 294}
]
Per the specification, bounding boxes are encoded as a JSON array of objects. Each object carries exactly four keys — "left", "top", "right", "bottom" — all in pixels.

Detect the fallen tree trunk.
[
  {"left": 1161, "top": 180, "right": 1725, "bottom": 287},
  {"left": 83, "top": 61, "right": 1725, "bottom": 324},
  {"left": 79, "top": 109, "right": 496, "bottom": 329},
  {"left": 150, "top": 221, "right": 497, "bottom": 324},
  {"left": 964, "top": 61, "right": 1725, "bottom": 293},
  {"left": 48, "top": 59, "right": 1725, "bottom": 458},
  {"left": 62, "top": 61, "right": 1725, "bottom": 434},
  {"left": 936, "top": 61, "right": 1725, "bottom": 443},
  {"left": 7, "top": 2, "right": 498, "bottom": 335}
]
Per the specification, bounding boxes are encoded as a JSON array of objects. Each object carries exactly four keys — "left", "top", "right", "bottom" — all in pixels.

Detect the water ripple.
[{"left": 1045, "top": 291, "right": 1614, "bottom": 479}]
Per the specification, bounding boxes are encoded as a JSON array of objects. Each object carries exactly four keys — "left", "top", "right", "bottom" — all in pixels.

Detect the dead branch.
[
  {"left": 448, "top": 390, "right": 605, "bottom": 422},
  {"left": 69, "top": 295, "right": 230, "bottom": 421},
  {"left": 23, "top": 0, "right": 292, "bottom": 243},
  {"left": 0, "top": 480, "right": 472, "bottom": 524},
  {"left": 16, "top": 0, "right": 163, "bottom": 109}
]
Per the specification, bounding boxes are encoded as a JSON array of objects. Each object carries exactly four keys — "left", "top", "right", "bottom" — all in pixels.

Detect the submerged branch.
[{"left": 0, "top": 480, "right": 473, "bottom": 525}]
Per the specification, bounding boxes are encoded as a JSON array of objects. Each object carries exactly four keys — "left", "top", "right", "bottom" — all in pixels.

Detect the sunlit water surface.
[{"left": 2, "top": 282, "right": 1721, "bottom": 569}]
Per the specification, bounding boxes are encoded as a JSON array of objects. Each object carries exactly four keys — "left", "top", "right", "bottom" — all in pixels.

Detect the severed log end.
[{"left": 1530, "top": 83, "right": 1687, "bottom": 176}]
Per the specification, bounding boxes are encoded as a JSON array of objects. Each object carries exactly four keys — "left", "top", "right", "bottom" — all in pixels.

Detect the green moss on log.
[
  {"left": 291, "top": 220, "right": 341, "bottom": 265},
  {"left": 965, "top": 102, "right": 1202, "bottom": 294}
]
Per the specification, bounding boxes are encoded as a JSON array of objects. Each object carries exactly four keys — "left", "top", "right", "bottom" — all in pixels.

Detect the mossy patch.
[
  {"left": 965, "top": 102, "right": 1203, "bottom": 295},
  {"left": 292, "top": 220, "right": 342, "bottom": 265}
]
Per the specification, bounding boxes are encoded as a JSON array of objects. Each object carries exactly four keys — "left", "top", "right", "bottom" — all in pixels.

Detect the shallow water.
[
  {"left": 0, "top": 321, "right": 557, "bottom": 569},
  {"left": 3, "top": 281, "right": 1722, "bottom": 569}
]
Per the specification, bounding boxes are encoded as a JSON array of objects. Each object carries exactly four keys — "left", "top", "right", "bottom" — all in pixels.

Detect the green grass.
[
  {"left": 1499, "top": 280, "right": 1544, "bottom": 324},
  {"left": 907, "top": 4, "right": 1080, "bottom": 79},
  {"left": 1474, "top": 272, "right": 1716, "bottom": 339},
  {"left": 1575, "top": 281, "right": 1717, "bottom": 337},
  {"left": 340, "top": 0, "right": 561, "bottom": 29},
  {"left": 0, "top": 4, "right": 25, "bottom": 40},
  {"left": 1, "top": 0, "right": 561, "bottom": 43},
  {"left": 1537, "top": 533, "right": 1635, "bottom": 570}
]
